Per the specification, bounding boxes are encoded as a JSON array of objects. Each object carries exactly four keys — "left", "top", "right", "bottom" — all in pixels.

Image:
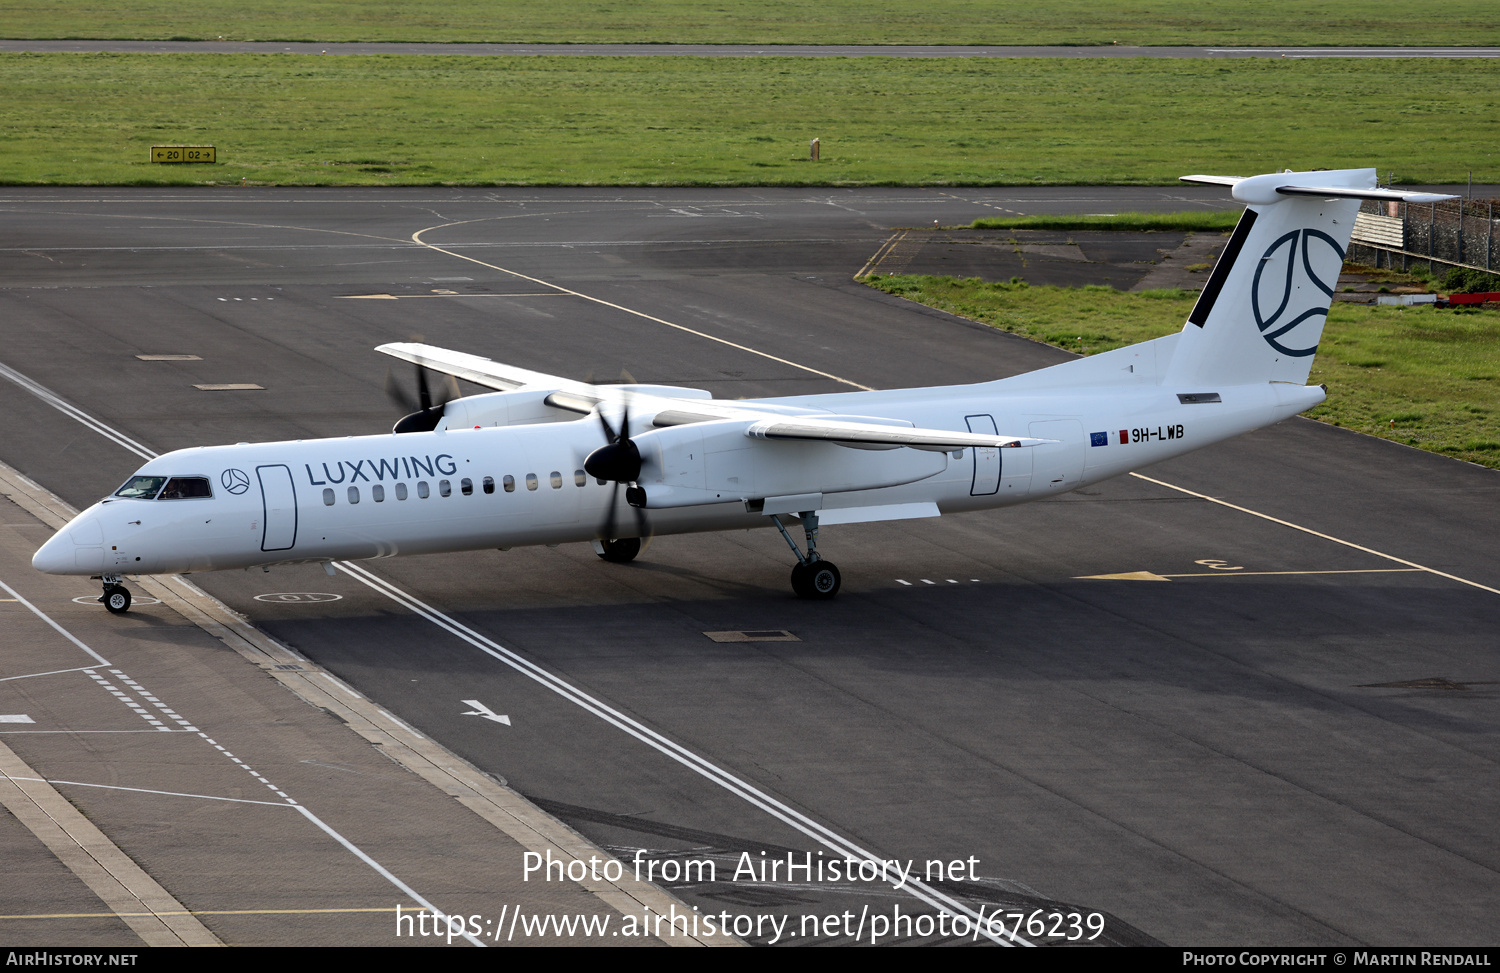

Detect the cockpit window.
[
  {"left": 114, "top": 475, "right": 167, "bottom": 499},
  {"left": 158, "top": 477, "right": 213, "bottom": 500}
]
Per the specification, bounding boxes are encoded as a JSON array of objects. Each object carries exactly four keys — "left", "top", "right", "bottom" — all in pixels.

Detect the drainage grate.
[
  {"left": 137, "top": 354, "right": 202, "bottom": 361},
  {"left": 194, "top": 383, "right": 264, "bottom": 391},
  {"left": 703, "top": 630, "right": 799, "bottom": 643}
]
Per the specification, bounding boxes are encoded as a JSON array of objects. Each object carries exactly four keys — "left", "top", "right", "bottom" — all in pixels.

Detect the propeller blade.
[
  {"left": 599, "top": 482, "right": 618, "bottom": 543},
  {"left": 384, "top": 368, "right": 419, "bottom": 414},
  {"left": 416, "top": 363, "right": 432, "bottom": 412}
]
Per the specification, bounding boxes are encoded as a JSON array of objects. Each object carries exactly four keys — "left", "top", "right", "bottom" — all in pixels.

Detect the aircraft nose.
[{"left": 32, "top": 510, "right": 106, "bottom": 575}]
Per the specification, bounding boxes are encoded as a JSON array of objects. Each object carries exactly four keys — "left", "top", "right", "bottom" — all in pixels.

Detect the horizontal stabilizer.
[
  {"left": 1274, "top": 185, "right": 1456, "bottom": 204},
  {"left": 1179, "top": 174, "right": 1246, "bottom": 188},
  {"left": 1181, "top": 172, "right": 1456, "bottom": 206}
]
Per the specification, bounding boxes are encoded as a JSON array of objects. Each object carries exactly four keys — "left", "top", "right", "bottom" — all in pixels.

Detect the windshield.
[
  {"left": 114, "top": 475, "right": 167, "bottom": 499},
  {"left": 159, "top": 477, "right": 213, "bottom": 499}
]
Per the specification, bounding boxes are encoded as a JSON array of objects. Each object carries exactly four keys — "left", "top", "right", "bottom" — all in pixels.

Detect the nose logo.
[
  {"left": 1251, "top": 228, "right": 1342, "bottom": 358},
  {"left": 221, "top": 468, "right": 251, "bottom": 494}
]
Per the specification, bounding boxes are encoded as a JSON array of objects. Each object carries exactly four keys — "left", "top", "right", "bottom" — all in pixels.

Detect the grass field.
[
  {"left": 4, "top": 0, "right": 1498, "bottom": 46},
  {"left": 862, "top": 275, "right": 1500, "bottom": 469},
  {"left": 0, "top": 54, "right": 1495, "bottom": 187}
]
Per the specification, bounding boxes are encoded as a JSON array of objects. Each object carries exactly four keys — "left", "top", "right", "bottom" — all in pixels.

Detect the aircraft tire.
[
  {"left": 596, "top": 537, "right": 641, "bottom": 563},
  {"left": 102, "top": 585, "right": 131, "bottom": 615},
  {"left": 791, "top": 561, "right": 840, "bottom": 600}
]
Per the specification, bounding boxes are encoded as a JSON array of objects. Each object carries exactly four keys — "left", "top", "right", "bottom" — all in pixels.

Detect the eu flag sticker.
[{"left": 1090, "top": 431, "right": 1108, "bottom": 447}]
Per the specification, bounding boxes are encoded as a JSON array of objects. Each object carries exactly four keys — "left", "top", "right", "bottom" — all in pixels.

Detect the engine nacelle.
[{"left": 441, "top": 389, "right": 579, "bottom": 429}]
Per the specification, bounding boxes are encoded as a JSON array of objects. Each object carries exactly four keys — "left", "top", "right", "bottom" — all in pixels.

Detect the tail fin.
[{"left": 1164, "top": 168, "right": 1454, "bottom": 387}]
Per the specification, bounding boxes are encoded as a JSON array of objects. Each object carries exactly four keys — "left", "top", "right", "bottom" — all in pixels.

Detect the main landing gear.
[
  {"left": 98, "top": 574, "right": 131, "bottom": 614},
  {"left": 592, "top": 537, "right": 642, "bottom": 563},
  {"left": 770, "top": 512, "right": 841, "bottom": 600}
]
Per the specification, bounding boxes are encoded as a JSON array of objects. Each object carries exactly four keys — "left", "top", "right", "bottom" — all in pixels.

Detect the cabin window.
[
  {"left": 114, "top": 475, "right": 167, "bottom": 499},
  {"left": 347, "top": 486, "right": 360, "bottom": 504},
  {"left": 574, "top": 470, "right": 586, "bottom": 487},
  {"left": 372, "top": 484, "right": 385, "bottom": 502},
  {"left": 439, "top": 479, "right": 452, "bottom": 498},
  {"left": 159, "top": 477, "right": 212, "bottom": 499},
  {"left": 417, "top": 481, "right": 430, "bottom": 499},
  {"left": 323, "top": 488, "right": 335, "bottom": 506},
  {"left": 596, "top": 477, "right": 607, "bottom": 486},
  {"left": 550, "top": 471, "right": 562, "bottom": 490},
  {"left": 396, "top": 482, "right": 408, "bottom": 500},
  {"left": 503, "top": 475, "right": 515, "bottom": 493},
  {"left": 483, "top": 476, "right": 494, "bottom": 495},
  {"left": 460, "top": 477, "right": 473, "bottom": 496},
  {"left": 525, "top": 474, "right": 538, "bottom": 491}
]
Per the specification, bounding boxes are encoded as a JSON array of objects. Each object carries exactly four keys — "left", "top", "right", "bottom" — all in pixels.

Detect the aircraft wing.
[
  {"left": 746, "top": 416, "right": 1045, "bottom": 451},
  {"left": 376, "top": 341, "right": 591, "bottom": 393},
  {"left": 376, "top": 342, "right": 1042, "bottom": 448}
]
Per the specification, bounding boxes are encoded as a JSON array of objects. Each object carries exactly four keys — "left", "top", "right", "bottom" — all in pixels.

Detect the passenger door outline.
[
  {"left": 256, "top": 464, "right": 298, "bottom": 551},
  {"left": 964, "top": 414, "right": 1001, "bottom": 496}
]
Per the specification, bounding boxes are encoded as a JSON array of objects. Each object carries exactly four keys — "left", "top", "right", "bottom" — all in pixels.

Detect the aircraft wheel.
[
  {"left": 595, "top": 537, "right": 641, "bottom": 563},
  {"left": 102, "top": 584, "right": 131, "bottom": 615},
  {"left": 791, "top": 561, "right": 840, "bottom": 600}
]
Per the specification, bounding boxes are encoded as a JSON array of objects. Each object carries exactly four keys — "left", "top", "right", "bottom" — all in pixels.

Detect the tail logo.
[{"left": 1251, "top": 228, "right": 1343, "bottom": 358}]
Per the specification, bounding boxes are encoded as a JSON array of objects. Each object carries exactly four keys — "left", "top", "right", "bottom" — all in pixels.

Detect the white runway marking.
[
  {"left": 0, "top": 665, "right": 106, "bottom": 683},
  {"left": 1129, "top": 473, "right": 1500, "bottom": 596},
  {"left": 410, "top": 221, "right": 875, "bottom": 391},
  {"left": 11, "top": 776, "right": 292, "bottom": 807},
  {"left": 0, "top": 563, "right": 484, "bottom": 945},
  {"left": 333, "top": 558, "right": 1025, "bottom": 946},
  {"left": 0, "top": 576, "right": 111, "bottom": 665}
]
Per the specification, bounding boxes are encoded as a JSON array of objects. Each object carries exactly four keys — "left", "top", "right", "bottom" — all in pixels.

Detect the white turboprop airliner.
[{"left": 34, "top": 168, "right": 1453, "bottom": 611}]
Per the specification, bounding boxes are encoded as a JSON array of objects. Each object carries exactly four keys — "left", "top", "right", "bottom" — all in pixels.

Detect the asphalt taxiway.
[{"left": 0, "top": 186, "right": 1496, "bottom": 946}]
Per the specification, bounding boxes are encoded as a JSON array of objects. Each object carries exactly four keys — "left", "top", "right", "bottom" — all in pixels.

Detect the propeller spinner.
[{"left": 584, "top": 403, "right": 650, "bottom": 552}]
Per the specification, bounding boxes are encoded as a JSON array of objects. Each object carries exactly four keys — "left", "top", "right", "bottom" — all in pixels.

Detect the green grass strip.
[
  {"left": 4, "top": 0, "right": 1498, "bottom": 46},
  {"left": 0, "top": 54, "right": 1496, "bottom": 186},
  {"left": 973, "top": 212, "right": 1242, "bottom": 232},
  {"left": 862, "top": 274, "right": 1500, "bottom": 469}
]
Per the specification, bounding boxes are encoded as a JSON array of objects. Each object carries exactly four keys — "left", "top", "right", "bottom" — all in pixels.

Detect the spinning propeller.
[
  {"left": 583, "top": 400, "right": 651, "bottom": 550},
  {"left": 386, "top": 362, "right": 461, "bottom": 434}
]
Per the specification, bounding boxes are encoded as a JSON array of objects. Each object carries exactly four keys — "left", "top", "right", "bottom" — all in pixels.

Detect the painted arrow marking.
[{"left": 460, "top": 700, "right": 511, "bottom": 726}]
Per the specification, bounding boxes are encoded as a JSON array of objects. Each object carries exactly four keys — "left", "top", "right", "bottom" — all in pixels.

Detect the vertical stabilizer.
[{"left": 1164, "top": 168, "right": 1452, "bottom": 388}]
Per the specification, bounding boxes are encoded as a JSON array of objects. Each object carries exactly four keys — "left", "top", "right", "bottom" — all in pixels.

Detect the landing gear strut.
[
  {"left": 98, "top": 575, "right": 131, "bottom": 614},
  {"left": 770, "top": 512, "right": 841, "bottom": 600},
  {"left": 592, "top": 537, "right": 642, "bottom": 563}
]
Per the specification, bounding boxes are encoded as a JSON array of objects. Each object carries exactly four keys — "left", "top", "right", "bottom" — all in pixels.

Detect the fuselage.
[{"left": 32, "top": 374, "right": 1323, "bottom": 578}]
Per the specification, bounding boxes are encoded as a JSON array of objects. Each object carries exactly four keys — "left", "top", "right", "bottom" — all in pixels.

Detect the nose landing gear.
[
  {"left": 98, "top": 575, "right": 131, "bottom": 614},
  {"left": 770, "top": 512, "right": 841, "bottom": 600}
]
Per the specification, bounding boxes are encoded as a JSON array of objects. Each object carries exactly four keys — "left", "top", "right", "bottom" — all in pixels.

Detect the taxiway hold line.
[
  {"left": 1129, "top": 472, "right": 1500, "bottom": 596},
  {"left": 334, "top": 558, "right": 1029, "bottom": 946}
]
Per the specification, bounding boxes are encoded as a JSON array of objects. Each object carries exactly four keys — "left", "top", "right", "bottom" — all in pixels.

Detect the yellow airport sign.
[{"left": 151, "top": 146, "right": 216, "bottom": 164}]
